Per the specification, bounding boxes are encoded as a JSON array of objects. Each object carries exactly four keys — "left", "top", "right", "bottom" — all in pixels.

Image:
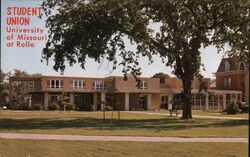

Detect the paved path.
[
  {"left": 125, "top": 111, "right": 248, "bottom": 120},
  {"left": 0, "top": 133, "right": 247, "bottom": 143}
]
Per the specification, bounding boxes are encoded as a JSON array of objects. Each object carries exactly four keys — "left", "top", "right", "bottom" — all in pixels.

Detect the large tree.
[{"left": 41, "top": 0, "right": 249, "bottom": 119}]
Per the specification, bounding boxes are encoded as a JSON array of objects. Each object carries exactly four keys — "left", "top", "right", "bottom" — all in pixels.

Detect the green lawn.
[
  {"left": 0, "top": 110, "right": 248, "bottom": 137},
  {"left": 149, "top": 110, "right": 249, "bottom": 118},
  {"left": 0, "top": 139, "right": 248, "bottom": 157}
]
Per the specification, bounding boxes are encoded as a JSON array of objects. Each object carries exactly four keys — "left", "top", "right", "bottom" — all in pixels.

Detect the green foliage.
[
  {"left": 226, "top": 102, "right": 240, "bottom": 115},
  {"left": 33, "top": 104, "right": 42, "bottom": 110},
  {"left": 65, "top": 102, "right": 75, "bottom": 111},
  {"left": 197, "top": 74, "right": 208, "bottom": 93},
  {"left": 48, "top": 102, "right": 59, "bottom": 111},
  {"left": 56, "top": 93, "right": 75, "bottom": 111}
]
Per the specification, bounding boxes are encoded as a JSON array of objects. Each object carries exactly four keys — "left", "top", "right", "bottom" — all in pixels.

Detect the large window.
[
  {"left": 224, "top": 61, "right": 230, "bottom": 71},
  {"left": 223, "top": 78, "right": 231, "bottom": 88},
  {"left": 139, "top": 81, "right": 147, "bottom": 89},
  {"left": 70, "top": 80, "right": 86, "bottom": 90},
  {"left": 92, "top": 81, "right": 106, "bottom": 90},
  {"left": 47, "top": 80, "right": 63, "bottom": 88}
]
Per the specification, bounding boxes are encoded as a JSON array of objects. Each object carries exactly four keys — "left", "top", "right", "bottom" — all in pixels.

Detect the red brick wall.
[{"left": 216, "top": 73, "right": 245, "bottom": 91}]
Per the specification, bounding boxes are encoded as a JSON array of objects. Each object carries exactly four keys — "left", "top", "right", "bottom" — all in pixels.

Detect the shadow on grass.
[{"left": 0, "top": 116, "right": 248, "bottom": 132}]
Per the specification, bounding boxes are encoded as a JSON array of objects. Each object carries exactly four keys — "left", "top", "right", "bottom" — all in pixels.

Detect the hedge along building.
[{"left": 9, "top": 74, "right": 241, "bottom": 111}]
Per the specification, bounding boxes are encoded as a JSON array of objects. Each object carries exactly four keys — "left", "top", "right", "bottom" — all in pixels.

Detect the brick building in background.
[{"left": 214, "top": 58, "right": 248, "bottom": 104}]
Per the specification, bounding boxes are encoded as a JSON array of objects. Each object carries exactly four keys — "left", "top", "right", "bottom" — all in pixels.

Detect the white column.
[
  {"left": 101, "top": 92, "right": 106, "bottom": 111},
  {"left": 205, "top": 93, "right": 209, "bottom": 110},
  {"left": 125, "top": 93, "right": 129, "bottom": 111},
  {"left": 29, "top": 98, "right": 32, "bottom": 107},
  {"left": 168, "top": 95, "right": 173, "bottom": 110},
  {"left": 44, "top": 92, "right": 49, "bottom": 110},
  {"left": 147, "top": 94, "right": 152, "bottom": 111},
  {"left": 93, "top": 93, "right": 98, "bottom": 111},
  {"left": 217, "top": 95, "right": 220, "bottom": 110},
  {"left": 70, "top": 93, "right": 74, "bottom": 104},
  {"left": 223, "top": 93, "right": 227, "bottom": 110}
]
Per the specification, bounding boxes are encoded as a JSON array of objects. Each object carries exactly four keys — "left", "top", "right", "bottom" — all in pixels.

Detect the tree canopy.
[{"left": 41, "top": 0, "right": 249, "bottom": 119}]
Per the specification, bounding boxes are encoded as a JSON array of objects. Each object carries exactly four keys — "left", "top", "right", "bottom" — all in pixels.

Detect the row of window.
[
  {"left": 47, "top": 80, "right": 105, "bottom": 90},
  {"left": 47, "top": 80, "right": 148, "bottom": 90},
  {"left": 47, "top": 80, "right": 64, "bottom": 89},
  {"left": 70, "top": 80, "right": 86, "bottom": 89},
  {"left": 223, "top": 61, "right": 244, "bottom": 72}
]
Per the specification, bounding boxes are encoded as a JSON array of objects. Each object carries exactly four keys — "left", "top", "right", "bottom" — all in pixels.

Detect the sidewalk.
[
  {"left": 0, "top": 133, "right": 247, "bottom": 143},
  {"left": 126, "top": 111, "right": 248, "bottom": 120}
]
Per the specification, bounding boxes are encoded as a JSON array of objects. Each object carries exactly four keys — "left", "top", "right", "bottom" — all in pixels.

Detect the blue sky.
[{"left": 1, "top": 0, "right": 223, "bottom": 78}]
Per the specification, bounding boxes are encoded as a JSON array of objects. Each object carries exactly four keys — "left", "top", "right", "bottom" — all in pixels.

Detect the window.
[
  {"left": 70, "top": 80, "right": 86, "bottom": 89},
  {"left": 47, "top": 80, "right": 63, "bottom": 88},
  {"left": 223, "top": 78, "right": 227, "bottom": 87},
  {"left": 223, "top": 78, "right": 231, "bottom": 88},
  {"left": 240, "top": 63, "right": 245, "bottom": 70},
  {"left": 228, "top": 78, "right": 231, "bottom": 87},
  {"left": 161, "top": 96, "right": 168, "bottom": 104},
  {"left": 92, "top": 81, "right": 106, "bottom": 90},
  {"left": 224, "top": 61, "right": 230, "bottom": 71},
  {"left": 139, "top": 81, "right": 147, "bottom": 89},
  {"left": 160, "top": 77, "right": 165, "bottom": 84}
]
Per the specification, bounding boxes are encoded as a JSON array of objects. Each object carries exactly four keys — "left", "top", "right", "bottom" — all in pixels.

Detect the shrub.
[
  {"left": 48, "top": 103, "right": 59, "bottom": 111},
  {"left": 65, "top": 103, "right": 75, "bottom": 111},
  {"left": 105, "top": 105, "right": 113, "bottom": 111},
  {"left": 33, "top": 104, "right": 41, "bottom": 110},
  {"left": 237, "top": 101, "right": 249, "bottom": 113},
  {"left": 236, "top": 101, "right": 243, "bottom": 110},
  {"left": 226, "top": 102, "right": 240, "bottom": 114},
  {"left": 241, "top": 106, "right": 249, "bottom": 113}
]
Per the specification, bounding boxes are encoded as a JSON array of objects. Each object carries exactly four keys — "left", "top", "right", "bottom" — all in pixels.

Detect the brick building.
[
  {"left": 214, "top": 58, "right": 248, "bottom": 103},
  {"left": 9, "top": 74, "right": 241, "bottom": 111}
]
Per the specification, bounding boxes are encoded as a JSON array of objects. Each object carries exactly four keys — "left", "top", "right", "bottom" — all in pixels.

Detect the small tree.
[{"left": 58, "top": 93, "right": 74, "bottom": 112}]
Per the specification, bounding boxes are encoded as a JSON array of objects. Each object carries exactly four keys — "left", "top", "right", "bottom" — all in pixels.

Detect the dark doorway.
[
  {"left": 139, "top": 95, "right": 147, "bottom": 110},
  {"left": 160, "top": 96, "right": 168, "bottom": 109}
]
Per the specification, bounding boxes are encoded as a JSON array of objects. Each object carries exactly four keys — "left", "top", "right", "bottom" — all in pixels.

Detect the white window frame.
[
  {"left": 70, "top": 80, "right": 86, "bottom": 90},
  {"left": 161, "top": 96, "right": 168, "bottom": 104},
  {"left": 223, "top": 78, "right": 228, "bottom": 87},
  {"left": 140, "top": 81, "right": 147, "bottom": 89},
  {"left": 223, "top": 78, "right": 231, "bottom": 88},
  {"left": 47, "top": 80, "right": 63, "bottom": 89},
  {"left": 92, "top": 81, "right": 106, "bottom": 90}
]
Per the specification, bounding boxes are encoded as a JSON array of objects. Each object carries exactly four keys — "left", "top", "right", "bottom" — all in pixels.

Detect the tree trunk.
[{"left": 181, "top": 78, "right": 193, "bottom": 119}]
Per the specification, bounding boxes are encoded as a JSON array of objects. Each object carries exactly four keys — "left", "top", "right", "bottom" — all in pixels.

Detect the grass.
[
  {"left": 190, "top": 110, "right": 248, "bottom": 118},
  {"left": 150, "top": 110, "right": 249, "bottom": 118},
  {"left": 0, "top": 139, "right": 248, "bottom": 157},
  {"left": 0, "top": 110, "right": 248, "bottom": 137}
]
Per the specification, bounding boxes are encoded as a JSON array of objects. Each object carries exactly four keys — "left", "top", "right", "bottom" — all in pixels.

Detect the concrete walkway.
[
  {"left": 0, "top": 133, "right": 247, "bottom": 143},
  {"left": 126, "top": 111, "right": 248, "bottom": 120}
]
